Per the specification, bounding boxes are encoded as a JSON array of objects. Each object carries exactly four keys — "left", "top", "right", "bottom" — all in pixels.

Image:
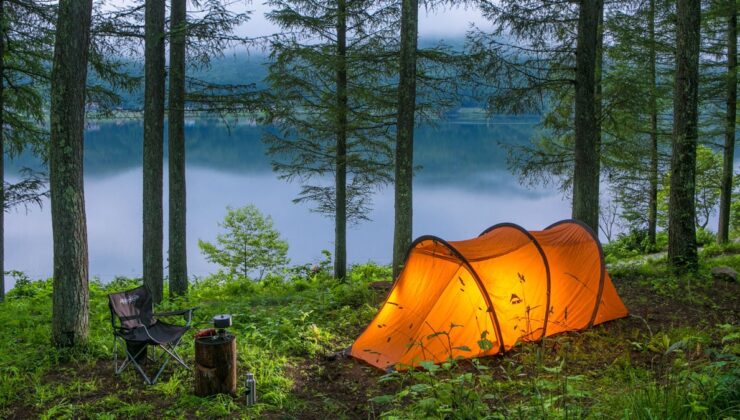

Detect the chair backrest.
[{"left": 108, "top": 286, "right": 154, "bottom": 329}]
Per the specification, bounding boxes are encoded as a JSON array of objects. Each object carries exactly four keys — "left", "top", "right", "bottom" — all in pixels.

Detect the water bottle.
[{"left": 245, "top": 373, "right": 257, "bottom": 405}]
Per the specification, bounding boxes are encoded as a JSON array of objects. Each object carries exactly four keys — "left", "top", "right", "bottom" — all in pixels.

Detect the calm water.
[{"left": 5, "top": 116, "right": 572, "bottom": 287}]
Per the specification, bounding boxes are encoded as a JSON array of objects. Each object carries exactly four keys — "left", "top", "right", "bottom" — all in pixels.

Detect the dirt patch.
[
  {"left": 266, "top": 355, "right": 390, "bottom": 419},
  {"left": 7, "top": 358, "right": 185, "bottom": 419},
  {"left": 616, "top": 276, "right": 740, "bottom": 328}
]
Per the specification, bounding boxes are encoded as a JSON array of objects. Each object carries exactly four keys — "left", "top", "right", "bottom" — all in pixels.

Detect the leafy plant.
[
  {"left": 371, "top": 360, "right": 493, "bottom": 419},
  {"left": 2, "top": 258, "right": 738, "bottom": 418},
  {"left": 4, "top": 271, "right": 47, "bottom": 299},
  {"left": 657, "top": 145, "right": 723, "bottom": 230},
  {"left": 603, "top": 229, "right": 668, "bottom": 261},
  {"left": 198, "top": 205, "right": 289, "bottom": 281}
]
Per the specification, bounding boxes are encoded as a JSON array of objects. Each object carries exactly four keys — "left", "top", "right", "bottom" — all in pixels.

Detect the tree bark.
[
  {"left": 49, "top": 0, "right": 93, "bottom": 347},
  {"left": 572, "top": 0, "right": 601, "bottom": 232},
  {"left": 647, "top": 0, "right": 659, "bottom": 247},
  {"left": 0, "top": 0, "right": 5, "bottom": 303},
  {"left": 144, "top": 0, "right": 166, "bottom": 304},
  {"left": 668, "top": 0, "right": 700, "bottom": 270},
  {"left": 168, "top": 0, "right": 188, "bottom": 296},
  {"left": 718, "top": 0, "right": 736, "bottom": 244},
  {"left": 334, "top": 0, "right": 348, "bottom": 281},
  {"left": 194, "top": 335, "right": 237, "bottom": 397},
  {"left": 392, "top": 0, "right": 418, "bottom": 279}
]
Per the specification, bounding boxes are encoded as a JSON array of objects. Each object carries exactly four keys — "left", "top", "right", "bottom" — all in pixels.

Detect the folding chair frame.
[{"left": 111, "top": 308, "right": 196, "bottom": 385}]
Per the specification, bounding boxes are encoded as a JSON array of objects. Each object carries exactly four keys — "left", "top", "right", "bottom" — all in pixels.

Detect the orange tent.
[{"left": 350, "top": 219, "right": 628, "bottom": 370}]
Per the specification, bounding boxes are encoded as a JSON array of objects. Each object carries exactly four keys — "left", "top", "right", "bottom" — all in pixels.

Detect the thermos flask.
[{"left": 245, "top": 373, "right": 257, "bottom": 405}]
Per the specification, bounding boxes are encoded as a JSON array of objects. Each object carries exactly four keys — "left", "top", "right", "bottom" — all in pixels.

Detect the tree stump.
[{"left": 194, "top": 333, "right": 237, "bottom": 397}]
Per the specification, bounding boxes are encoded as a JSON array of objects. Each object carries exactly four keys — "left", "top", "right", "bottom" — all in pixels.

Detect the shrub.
[
  {"left": 657, "top": 145, "right": 723, "bottom": 231},
  {"left": 603, "top": 229, "right": 652, "bottom": 261},
  {"left": 695, "top": 227, "right": 716, "bottom": 247},
  {"left": 287, "top": 250, "right": 333, "bottom": 283},
  {"left": 5, "top": 272, "right": 51, "bottom": 299},
  {"left": 731, "top": 175, "right": 740, "bottom": 235},
  {"left": 199, "top": 205, "right": 289, "bottom": 281}
]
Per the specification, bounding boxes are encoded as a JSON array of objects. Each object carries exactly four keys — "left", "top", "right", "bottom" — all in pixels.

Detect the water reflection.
[{"left": 5, "top": 118, "right": 570, "bottom": 286}]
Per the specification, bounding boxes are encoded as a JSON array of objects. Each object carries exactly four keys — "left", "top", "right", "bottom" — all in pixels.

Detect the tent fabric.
[{"left": 350, "top": 219, "right": 628, "bottom": 370}]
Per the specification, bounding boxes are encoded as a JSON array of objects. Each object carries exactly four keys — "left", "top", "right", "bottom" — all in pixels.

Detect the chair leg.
[
  {"left": 113, "top": 335, "right": 191, "bottom": 385},
  {"left": 113, "top": 336, "right": 119, "bottom": 372},
  {"left": 113, "top": 337, "right": 154, "bottom": 385},
  {"left": 150, "top": 351, "right": 171, "bottom": 385},
  {"left": 115, "top": 344, "right": 141, "bottom": 373},
  {"left": 129, "top": 356, "right": 153, "bottom": 385},
  {"left": 159, "top": 340, "right": 190, "bottom": 370},
  {"left": 114, "top": 336, "right": 134, "bottom": 374},
  {"left": 167, "top": 348, "right": 190, "bottom": 370}
]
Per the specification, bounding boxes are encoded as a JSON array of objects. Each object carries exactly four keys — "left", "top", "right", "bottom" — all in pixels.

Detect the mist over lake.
[{"left": 7, "top": 115, "right": 571, "bottom": 285}]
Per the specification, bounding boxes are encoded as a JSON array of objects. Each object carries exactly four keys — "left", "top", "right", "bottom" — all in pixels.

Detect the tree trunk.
[
  {"left": 392, "top": 0, "right": 418, "bottom": 279},
  {"left": 49, "top": 0, "right": 93, "bottom": 347},
  {"left": 334, "top": 0, "right": 348, "bottom": 281},
  {"left": 243, "top": 242, "right": 248, "bottom": 279},
  {"left": 572, "top": 0, "right": 601, "bottom": 232},
  {"left": 595, "top": 0, "right": 604, "bottom": 232},
  {"left": 0, "top": 0, "right": 5, "bottom": 303},
  {"left": 144, "top": 0, "right": 166, "bottom": 304},
  {"left": 718, "top": 0, "right": 737, "bottom": 244},
  {"left": 647, "top": 0, "right": 659, "bottom": 247},
  {"left": 168, "top": 0, "right": 188, "bottom": 296},
  {"left": 668, "top": 0, "right": 700, "bottom": 270}
]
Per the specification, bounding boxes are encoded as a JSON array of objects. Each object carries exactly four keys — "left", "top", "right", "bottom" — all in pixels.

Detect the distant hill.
[
  {"left": 99, "top": 36, "right": 480, "bottom": 110},
  {"left": 102, "top": 53, "right": 270, "bottom": 110}
]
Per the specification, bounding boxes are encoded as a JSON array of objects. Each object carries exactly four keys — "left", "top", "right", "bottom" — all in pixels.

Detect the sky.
[{"left": 217, "top": 1, "right": 492, "bottom": 39}]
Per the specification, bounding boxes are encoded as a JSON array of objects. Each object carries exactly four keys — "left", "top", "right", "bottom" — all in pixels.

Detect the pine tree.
[
  {"left": 392, "top": 0, "right": 418, "bottom": 278},
  {"left": 696, "top": 0, "right": 736, "bottom": 243},
  {"left": 264, "top": 0, "right": 396, "bottom": 280},
  {"left": 572, "top": 0, "right": 603, "bottom": 230},
  {"left": 1, "top": 0, "right": 4, "bottom": 303},
  {"left": 103, "top": 0, "right": 250, "bottom": 298},
  {"left": 0, "top": 0, "right": 54, "bottom": 301},
  {"left": 165, "top": 0, "right": 251, "bottom": 294},
  {"left": 143, "top": 0, "right": 166, "bottom": 303},
  {"left": 667, "top": 0, "right": 700, "bottom": 270},
  {"left": 647, "top": 0, "right": 660, "bottom": 245},
  {"left": 49, "top": 0, "right": 93, "bottom": 347},
  {"left": 168, "top": 0, "right": 187, "bottom": 297},
  {"left": 468, "top": 0, "right": 605, "bottom": 232},
  {"left": 599, "top": 0, "right": 675, "bottom": 244},
  {"left": 719, "top": 0, "right": 737, "bottom": 244}
]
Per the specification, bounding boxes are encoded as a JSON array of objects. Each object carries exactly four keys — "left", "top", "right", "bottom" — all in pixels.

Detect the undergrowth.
[
  {"left": 368, "top": 323, "right": 740, "bottom": 419},
  {"left": 0, "top": 256, "right": 388, "bottom": 418},
  {"left": 0, "top": 250, "right": 738, "bottom": 419}
]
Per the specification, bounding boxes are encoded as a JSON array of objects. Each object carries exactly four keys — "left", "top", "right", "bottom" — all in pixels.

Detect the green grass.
[
  {"left": 0, "top": 261, "right": 388, "bottom": 417},
  {"left": 0, "top": 253, "right": 738, "bottom": 419}
]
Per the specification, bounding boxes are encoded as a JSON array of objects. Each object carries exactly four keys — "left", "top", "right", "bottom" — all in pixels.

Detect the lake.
[{"left": 5, "top": 115, "right": 573, "bottom": 286}]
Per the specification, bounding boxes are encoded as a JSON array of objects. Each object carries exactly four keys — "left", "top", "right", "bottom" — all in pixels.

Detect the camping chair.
[{"left": 108, "top": 285, "right": 197, "bottom": 385}]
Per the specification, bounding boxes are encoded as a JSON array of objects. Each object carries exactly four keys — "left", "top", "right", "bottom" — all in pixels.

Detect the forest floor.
[{"left": 0, "top": 244, "right": 738, "bottom": 419}]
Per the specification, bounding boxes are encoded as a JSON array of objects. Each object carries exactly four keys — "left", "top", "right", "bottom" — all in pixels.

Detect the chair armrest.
[
  {"left": 154, "top": 307, "right": 198, "bottom": 317},
  {"left": 154, "top": 307, "right": 198, "bottom": 327},
  {"left": 112, "top": 327, "right": 130, "bottom": 338}
]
